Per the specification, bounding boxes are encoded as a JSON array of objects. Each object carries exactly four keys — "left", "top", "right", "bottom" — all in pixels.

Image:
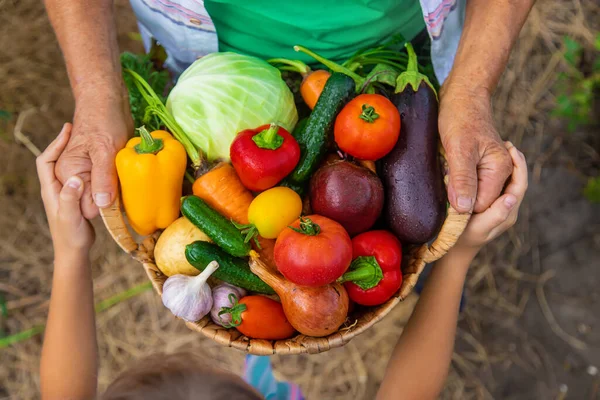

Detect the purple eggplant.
[{"left": 379, "top": 43, "right": 445, "bottom": 244}]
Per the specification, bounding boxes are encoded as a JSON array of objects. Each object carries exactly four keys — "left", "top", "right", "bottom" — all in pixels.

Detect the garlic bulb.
[
  {"left": 161, "top": 261, "right": 219, "bottom": 322},
  {"left": 210, "top": 283, "right": 247, "bottom": 327}
]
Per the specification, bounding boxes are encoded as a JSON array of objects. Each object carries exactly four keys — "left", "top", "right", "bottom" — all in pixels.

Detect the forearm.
[
  {"left": 442, "top": 0, "right": 536, "bottom": 98},
  {"left": 377, "top": 248, "right": 476, "bottom": 400},
  {"left": 44, "top": 0, "right": 126, "bottom": 103},
  {"left": 41, "top": 253, "right": 97, "bottom": 400}
]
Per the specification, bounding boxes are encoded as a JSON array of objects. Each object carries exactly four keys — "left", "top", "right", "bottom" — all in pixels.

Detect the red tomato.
[
  {"left": 274, "top": 215, "right": 353, "bottom": 287},
  {"left": 233, "top": 296, "right": 295, "bottom": 340},
  {"left": 334, "top": 94, "right": 401, "bottom": 160}
]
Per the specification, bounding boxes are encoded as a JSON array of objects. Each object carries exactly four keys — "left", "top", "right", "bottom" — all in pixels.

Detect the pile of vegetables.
[{"left": 117, "top": 42, "right": 445, "bottom": 340}]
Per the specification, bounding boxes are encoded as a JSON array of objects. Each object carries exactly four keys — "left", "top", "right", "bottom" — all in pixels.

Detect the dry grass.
[{"left": 0, "top": 0, "right": 599, "bottom": 399}]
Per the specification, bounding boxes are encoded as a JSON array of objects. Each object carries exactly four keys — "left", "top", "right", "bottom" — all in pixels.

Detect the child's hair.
[{"left": 101, "top": 352, "right": 263, "bottom": 400}]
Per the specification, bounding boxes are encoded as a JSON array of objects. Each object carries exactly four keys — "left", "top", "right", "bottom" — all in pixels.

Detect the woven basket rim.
[{"left": 100, "top": 156, "right": 470, "bottom": 355}]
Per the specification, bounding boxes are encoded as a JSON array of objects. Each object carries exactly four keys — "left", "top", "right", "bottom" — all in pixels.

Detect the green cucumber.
[
  {"left": 292, "top": 117, "right": 308, "bottom": 137},
  {"left": 281, "top": 72, "right": 355, "bottom": 193},
  {"left": 181, "top": 196, "right": 251, "bottom": 257},
  {"left": 185, "top": 241, "right": 274, "bottom": 294}
]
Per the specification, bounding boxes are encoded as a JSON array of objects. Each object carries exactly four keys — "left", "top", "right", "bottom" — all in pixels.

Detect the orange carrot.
[
  {"left": 192, "top": 163, "right": 277, "bottom": 267},
  {"left": 192, "top": 163, "right": 253, "bottom": 225},
  {"left": 301, "top": 69, "right": 331, "bottom": 109},
  {"left": 267, "top": 58, "right": 330, "bottom": 110}
]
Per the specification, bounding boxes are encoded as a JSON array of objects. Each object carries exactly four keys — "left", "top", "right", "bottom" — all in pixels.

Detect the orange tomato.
[{"left": 334, "top": 94, "right": 401, "bottom": 160}]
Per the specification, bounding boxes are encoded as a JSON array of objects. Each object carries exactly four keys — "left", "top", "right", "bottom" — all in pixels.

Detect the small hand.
[
  {"left": 455, "top": 142, "right": 528, "bottom": 251},
  {"left": 438, "top": 88, "right": 514, "bottom": 213},
  {"left": 37, "top": 123, "right": 95, "bottom": 256},
  {"left": 54, "top": 96, "right": 130, "bottom": 219}
]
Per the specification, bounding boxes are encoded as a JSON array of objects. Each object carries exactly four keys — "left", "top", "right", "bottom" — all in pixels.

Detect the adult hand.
[
  {"left": 55, "top": 91, "right": 132, "bottom": 219},
  {"left": 438, "top": 85, "right": 513, "bottom": 213}
]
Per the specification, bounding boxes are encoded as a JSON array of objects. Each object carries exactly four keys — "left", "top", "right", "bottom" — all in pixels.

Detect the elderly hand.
[
  {"left": 438, "top": 85, "right": 513, "bottom": 213},
  {"left": 54, "top": 92, "right": 131, "bottom": 219}
]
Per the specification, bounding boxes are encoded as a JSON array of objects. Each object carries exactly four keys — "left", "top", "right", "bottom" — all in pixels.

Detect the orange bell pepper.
[{"left": 116, "top": 127, "right": 187, "bottom": 236}]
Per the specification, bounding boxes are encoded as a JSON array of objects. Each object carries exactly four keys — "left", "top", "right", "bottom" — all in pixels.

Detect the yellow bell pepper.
[{"left": 116, "top": 127, "right": 187, "bottom": 236}]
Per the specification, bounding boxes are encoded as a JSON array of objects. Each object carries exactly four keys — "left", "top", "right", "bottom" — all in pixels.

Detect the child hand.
[
  {"left": 455, "top": 142, "right": 528, "bottom": 251},
  {"left": 37, "top": 123, "right": 95, "bottom": 258}
]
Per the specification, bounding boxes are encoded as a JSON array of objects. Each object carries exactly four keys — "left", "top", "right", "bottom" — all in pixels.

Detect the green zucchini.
[
  {"left": 181, "top": 196, "right": 251, "bottom": 258},
  {"left": 185, "top": 241, "right": 274, "bottom": 294},
  {"left": 281, "top": 72, "right": 355, "bottom": 193}
]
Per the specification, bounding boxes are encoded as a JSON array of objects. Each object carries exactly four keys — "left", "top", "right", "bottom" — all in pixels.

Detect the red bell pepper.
[
  {"left": 230, "top": 123, "right": 301, "bottom": 191},
  {"left": 338, "top": 230, "right": 403, "bottom": 306}
]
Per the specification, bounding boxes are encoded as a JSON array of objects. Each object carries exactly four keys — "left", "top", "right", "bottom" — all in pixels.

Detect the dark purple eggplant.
[{"left": 379, "top": 43, "right": 445, "bottom": 244}]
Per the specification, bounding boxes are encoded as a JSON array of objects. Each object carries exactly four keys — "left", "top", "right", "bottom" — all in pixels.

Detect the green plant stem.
[
  {"left": 267, "top": 58, "right": 311, "bottom": 76},
  {"left": 289, "top": 217, "right": 321, "bottom": 236},
  {"left": 219, "top": 293, "right": 247, "bottom": 328},
  {"left": 338, "top": 256, "right": 383, "bottom": 290},
  {"left": 294, "top": 45, "right": 365, "bottom": 91},
  {"left": 359, "top": 104, "right": 380, "bottom": 123},
  {"left": 394, "top": 43, "right": 437, "bottom": 97},
  {"left": 126, "top": 69, "right": 203, "bottom": 169},
  {"left": 185, "top": 170, "right": 195, "bottom": 184},
  {"left": 252, "top": 123, "right": 284, "bottom": 150},
  {"left": 95, "top": 281, "right": 153, "bottom": 313},
  {"left": 0, "top": 281, "right": 153, "bottom": 349},
  {"left": 134, "top": 126, "right": 164, "bottom": 154},
  {"left": 0, "top": 325, "right": 45, "bottom": 348}
]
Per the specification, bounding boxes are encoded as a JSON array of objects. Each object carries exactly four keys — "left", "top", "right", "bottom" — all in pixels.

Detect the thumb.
[
  {"left": 58, "top": 176, "right": 85, "bottom": 221},
  {"left": 473, "top": 193, "right": 517, "bottom": 232},
  {"left": 90, "top": 147, "right": 118, "bottom": 208},
  {"left": 446, "top": 143, "right": 478, "bottom": 213}
]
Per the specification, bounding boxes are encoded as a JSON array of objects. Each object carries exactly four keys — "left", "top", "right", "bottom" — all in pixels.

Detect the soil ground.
[{"left": 0, "top": 0, "right": 599, "bottom": 399}]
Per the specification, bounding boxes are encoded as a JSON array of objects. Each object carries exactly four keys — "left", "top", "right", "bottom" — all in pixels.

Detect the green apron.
[{"left": 204, "top": 0, "right": 425, "bottom": 63}]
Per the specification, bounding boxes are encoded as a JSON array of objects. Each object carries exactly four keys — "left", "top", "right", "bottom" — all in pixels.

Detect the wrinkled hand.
[
  {"left": 456, "top": 142, "right": 528, "bottom": 250},
  {"left": 55, "top": 94, "right": 131, "bottom": 219},
  {"left": 37, "top": 123, "right": 95, "bottom": 255},
  {"left": 438, "top": 87, "right": 513, "bottom": 213}
]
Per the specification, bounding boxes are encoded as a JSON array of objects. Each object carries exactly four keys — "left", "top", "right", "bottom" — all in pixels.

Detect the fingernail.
[
  {"left": 504, "top": 195, "right": 517, "bottom": 209},
  {"left": 94, "top": 192, "right": 111, "bottom": 207},
  {"left": 66, "top": 176, "right": 81, "bottom": 189},
  {"left": 457, "top": 196, "right": 473, "bottom": 210}
]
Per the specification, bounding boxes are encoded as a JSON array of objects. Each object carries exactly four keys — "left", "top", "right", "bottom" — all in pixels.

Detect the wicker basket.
[{"left": 100, "top": 157, "right": 470, "bottom": 355}]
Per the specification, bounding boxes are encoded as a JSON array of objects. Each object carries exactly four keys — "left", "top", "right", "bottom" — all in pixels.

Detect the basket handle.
[
  {"left": 99, "top": 195, "right": 138, "bottom": 253},
  {"left": 422, "top": 205, "right": 470, "bottom": 263}
]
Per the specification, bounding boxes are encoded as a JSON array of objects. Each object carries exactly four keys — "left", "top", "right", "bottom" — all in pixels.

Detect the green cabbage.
[{"left": 167, "top": 52, "right": 298, "bottom": 161}]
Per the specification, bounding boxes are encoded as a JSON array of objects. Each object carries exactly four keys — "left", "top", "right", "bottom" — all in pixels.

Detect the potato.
[{"left": 154, "top": 217, "right": 211, "bottom": 276}]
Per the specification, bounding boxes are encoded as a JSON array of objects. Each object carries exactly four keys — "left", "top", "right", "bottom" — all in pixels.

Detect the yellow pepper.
[{"left": 116, "top": 127, "right": 187, "bottom": 236}]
